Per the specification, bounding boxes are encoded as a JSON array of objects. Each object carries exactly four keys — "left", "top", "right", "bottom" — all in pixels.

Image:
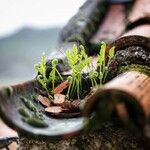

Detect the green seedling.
[
  {"left": 66, "top": 45, "right": 90, "bottom": 99},
  {"left": 87, "top": 59, "right": 98, "bottom": 88},
  {"left": 97, "top": 42, "right": 115, "bottom": 84},
  {"left": 49, "top": 58, "right": 63, "bottom": 90},
  {"left": 34, "top": 53, "right": 63, "bottom": 99},
  {"left": 34, "top": 53, "right": 51, "bottom": 98},
  {"left": 23, "top": 116, "right": 48, "bottom": 128},
  {"left": 66, "top": 76, "right": 73, "bottom": 99},
  {"left": 34, "top": 43, "right": 115, "bottom": 100},
  {"left": 88, "top": 70, "right": 98, "bottom": 87},
  {"left": 103, "top": 46, "right": 115, "bottom": 82},
  {"left": 97, "top": 42, "right": 106, "bottom": 85}
]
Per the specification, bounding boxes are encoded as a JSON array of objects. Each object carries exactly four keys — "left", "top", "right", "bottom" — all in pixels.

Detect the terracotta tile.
[
  {"left": 128, "top": 0, "right": 150, "bottom": 24},
  {"left": 91, "top": 4, "right": 126, "bottom": 43},
  {"left": 123, "top": 24, "right": 150, "bottom": 38},
  {"left": 0, "top": 119, "right": 17, "bottom": 137}
]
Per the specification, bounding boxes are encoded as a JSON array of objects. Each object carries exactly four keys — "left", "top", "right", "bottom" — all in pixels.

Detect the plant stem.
[{"left": 56, "top": 69, "right": 63, "bottom": 81}]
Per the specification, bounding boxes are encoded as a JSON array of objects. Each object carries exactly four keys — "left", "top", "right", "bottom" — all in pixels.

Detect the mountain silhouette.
[{"left": 0, "top": 27, "right": 61, "bottom": 84}]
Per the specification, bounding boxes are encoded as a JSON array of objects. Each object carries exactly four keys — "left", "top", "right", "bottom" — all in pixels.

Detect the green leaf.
[
  {"left": 99, "top": 42, "right": 106, "bottom": 66},
  {"left": 109, "top": 46, "right": 115, "bottom": 59},
  {"left": 66, "top": 44, "right": 90, "bottom": 99}
]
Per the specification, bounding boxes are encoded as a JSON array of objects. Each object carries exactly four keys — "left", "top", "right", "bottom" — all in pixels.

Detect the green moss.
[
  {"left": 82, "top": 26, "right": 91, "bottom": 37},
  {"left": 23, "top": 117, "right": 48, "bottom": 128},
  {"left": 0, "top": 86, "right": 13, "bottom": 97},
  {"left": 76, "top": 16, "right": 95, "bottom": 33},
  {"left": 91, "top": 14, "right": 100, "bottom": 23},
  {"left": 67, "top": 34, "right": 85, "bottom": 45},
  {"left": 119, "top": 64, "right": 150, "bottom": 76},
  {"left": 5, "top": 86, "right": 13, "bottom": 97},
  {"left": 31, "top": 94, "right": 38, "bottom": 103},
  {"left": 85, "top": 99, "right": 116, "bottom": 132},
  {"left": 18, "top": 108, "right": 30, "bottom": 118},
  {"left": 19, "top": 98, "right": 46, "bottom": 127},
  {"left": 88, "top": 21, "right": 95, "bottom": 31},
  {"left": 20, "top": 96, "right": 37, "bottom": 112},
  {"left": 33, "top": 112, "right": 44, "bottom": 121}
]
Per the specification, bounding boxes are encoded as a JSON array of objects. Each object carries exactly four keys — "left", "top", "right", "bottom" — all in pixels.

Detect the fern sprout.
[
  {"left": 97, "top": 42, "right": 115, "bottom": 85},
  {"left": 49, "top": 58, "right": 63, "bottom": 89},
  {"left": 66, "top": 45, "right": 90, "bottom": 99},
  {"left": 88, "top": 70, "right": 98, "bottom": 87},
  {"left": 34, "top": 53, "right": 51, "bottom": 98},
  {"left": 34, "top": 43, "right": 115, "bottom": 101},
  {"left": 34, "top": 53, "right": 63, "bottom": 99},
  {"left": 103, "top": 46, "right": 115, "bottom": 82}
]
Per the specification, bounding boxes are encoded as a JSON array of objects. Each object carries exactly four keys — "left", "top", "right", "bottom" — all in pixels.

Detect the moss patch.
[
  {"left": 67, "top": 34, "right": 85, "bottom": 45},
  {"left": 119, "top": 64, "right": 150, "bottom": 76}
]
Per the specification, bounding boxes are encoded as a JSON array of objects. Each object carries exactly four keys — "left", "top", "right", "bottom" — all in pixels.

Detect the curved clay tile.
[
  {"left": 128, "top": 0, "right": 150, "bottom": 28},
  {"left": 123, "top": 24, "right": 150, "bottom": 38},
  {"left": 90, "top": 4, "right": 126, "bottom": 44}
]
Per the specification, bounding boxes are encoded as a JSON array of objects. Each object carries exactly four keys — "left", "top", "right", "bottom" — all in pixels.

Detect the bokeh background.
[{"left": 0, "top": 0, "right": 86, "bottom": 85}]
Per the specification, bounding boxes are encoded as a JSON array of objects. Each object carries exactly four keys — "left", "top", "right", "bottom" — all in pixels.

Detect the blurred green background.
[
  {"left": 0, "top": 0, "right": 86, "bottom": 85},
  {"left": 0, "top": 27, "right": 60, "bottom": 85}
]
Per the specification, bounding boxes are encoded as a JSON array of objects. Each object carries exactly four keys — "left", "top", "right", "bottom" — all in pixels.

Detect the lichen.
[
  {"left": 119, "top": 64, "right": 150, "bottom": 76},
  {"left": 20, "top": 96, "right": 37, "bottom": 112},
  {"left": 23, "top": 117, "right": 48, "bottom": 128},
  {"left": 18, "top": 108, "right": 30, "bottom": 118},
  {"left": 67, "top": 34, "right": 85, "bottom": 45},
  {"left": 0, "top": 86, "right": 13, "bottom": 97}
]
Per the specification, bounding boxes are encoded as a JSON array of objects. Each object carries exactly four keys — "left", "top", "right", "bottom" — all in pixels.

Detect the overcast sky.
[{"left": 0, "top": 0, "right": 86, "bottom": 36}]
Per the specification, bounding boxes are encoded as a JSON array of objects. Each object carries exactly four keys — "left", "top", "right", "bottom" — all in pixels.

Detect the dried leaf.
[
  {"left": 38, "top": 95, "right": 51, "bottom": 107},
  {"left": 71, "top": 99, "right": 81, "bottom": 110},
  {"left": 8, "top": 142, "right": 18, "bottom": 150},
  {"left": 53, "top": 94, "right": 66, "bottom": 105},
  {"left": 52, "top": 80, "right": 69, "bottom": 94},
  {"left": 45, "top": 106, "right": 62, "bottom": 114},
  {"left": 62, "top": 100, "right": 80, "bottom": 111},
  {"left": 62, "top": 100, "right": 72, "bottom": 110}
]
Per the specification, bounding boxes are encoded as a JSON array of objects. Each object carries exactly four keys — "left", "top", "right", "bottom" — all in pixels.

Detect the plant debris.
[
  {"left": 34, "top": 43, "right": 114, "bottom": 118},
  {"left": 37, "top": 95, "right": 51, "bottom": 107},
  {"left": 52, "top": 80, "right": 69, "bottom": 94},
  {"left": 45, "top": 106, "right": 62, "bottom": 114},
  {"left": 50, "top": 112, "right": 81, "bottom": 118},
  {"left": 53, "top": 94, "right": 66, "bottom": 105}
]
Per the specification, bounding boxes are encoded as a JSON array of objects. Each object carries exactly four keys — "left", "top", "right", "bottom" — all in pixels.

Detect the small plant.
[
  {"left": 88, "top": 70, "right": 98, "bottom": 87},
  {"left": 34, "top": 43, "right": 115, "bottom": 100},
  {"left": 103, "top": 45, "right": 115, "bottom": 82},
  {"left": 31, "top": 43, "right": 115, "bottom": 120},
  {"left": 49, "top": 59, "right": 63, "bottom": 89},
  {"left": 97, "top": 42, "right": 106, "bottom": 85},
  {"left": 34, "top": 53, "right": 51, "bottom": 98},
  {"left": 97, "top": 42, "right": 115, "bottom": 85},
  {"left": 66, "top": 45, "right": 90, "bottom": 99},
  {"left": 34, "top": 53, "right": 63, "bottom": 99}
]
